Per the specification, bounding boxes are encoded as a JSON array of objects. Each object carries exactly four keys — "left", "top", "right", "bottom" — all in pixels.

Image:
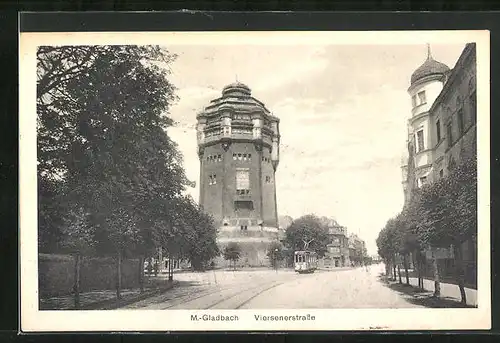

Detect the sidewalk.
[{"left": 407, "top": 277, "right": 477, "bottom": 306}]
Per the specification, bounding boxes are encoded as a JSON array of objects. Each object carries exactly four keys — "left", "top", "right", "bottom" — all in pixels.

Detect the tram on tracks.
[{"left": 294, "top": 250, "right": 318, "bottom": 274}]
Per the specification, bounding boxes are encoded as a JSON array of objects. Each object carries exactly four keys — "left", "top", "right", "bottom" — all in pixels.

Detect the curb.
[{"left": 82, "top": 281, "right": 178, "bottom": 310}]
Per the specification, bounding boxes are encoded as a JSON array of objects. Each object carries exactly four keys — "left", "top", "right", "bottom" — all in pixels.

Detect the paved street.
[{"left": 123, "top": 263, "right": 424, "bottom": 310}]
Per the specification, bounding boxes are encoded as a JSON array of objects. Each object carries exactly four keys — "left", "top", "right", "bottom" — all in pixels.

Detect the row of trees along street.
[
  {"left": 37, "top": 45, "right": 220, "bottom": 306},
  {"left": 376, "top": 154, "right": 477, "bottom": 304}
]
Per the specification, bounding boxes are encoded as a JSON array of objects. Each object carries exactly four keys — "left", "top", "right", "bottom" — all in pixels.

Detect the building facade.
[
  {"left": 323, "top": 222, "right": 350, "bottom": 268},
  {"left": 196, "top": 82, "right": 282, "bottom": 267},
  {"left": 348, "top": 233, "right": 367, "bottom": 266},
  {"left": 401, "top": 43, "right": 477, "bottom": 286},
  {"left": 402, "top": 43, "right": 476, "bottom": 197}
]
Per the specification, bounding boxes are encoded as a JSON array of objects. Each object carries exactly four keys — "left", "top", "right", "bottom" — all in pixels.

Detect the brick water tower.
[{"left": 196, "top": 82, "right": 281, "bottom": 267}]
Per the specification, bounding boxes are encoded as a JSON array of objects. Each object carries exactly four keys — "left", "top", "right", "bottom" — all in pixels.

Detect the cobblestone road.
[{"left": 123, "top": 264, "right": 424, "bottom": 310}]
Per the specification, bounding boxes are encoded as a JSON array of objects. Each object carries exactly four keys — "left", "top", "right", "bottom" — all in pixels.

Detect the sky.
[{"left": 162, "top": 43, "right": 466, "bottom": 255}]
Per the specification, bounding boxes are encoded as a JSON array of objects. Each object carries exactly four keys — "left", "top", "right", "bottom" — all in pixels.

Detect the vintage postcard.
[{"left": 19, "top": 30, "right": 491, "bottom": 332}]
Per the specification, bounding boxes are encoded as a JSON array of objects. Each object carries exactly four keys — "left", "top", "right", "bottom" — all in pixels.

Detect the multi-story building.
[
  {"left": 401, "top": 43, "right": 477, "bottom": 286},
  {"left": 323, "top": 220, "right": 350, "bottom": 268},
  {"left": 348, "top": 233, "right": 367, "bottom": 266},
  {"left": 196, "top": 82, "right": 282, "bottom": 267}
]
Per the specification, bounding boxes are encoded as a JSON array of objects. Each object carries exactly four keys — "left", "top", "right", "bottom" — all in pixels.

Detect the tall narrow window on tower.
[
  {"left": 236, "top": 169, "right": 250, "bottom": 194},
  {"left": 412, "top": 95, "right": 417, "bottom": 108},
  {"left": 447, "top": 122, "right": 453, "bottom": 148},
  {"left": 417, "top": 90, "right": 426, "bottom": 105},
  {"left": 436, "top": 119, "right": 441, "bottom": 142},
  {"left": 458, "top": 109, "right": 465, "bottom": 135},
  {"left": 416, "top": 129, "right": 425, "bottom": 152}
]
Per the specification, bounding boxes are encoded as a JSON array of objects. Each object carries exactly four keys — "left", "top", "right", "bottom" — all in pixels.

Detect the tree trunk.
[
  {"left": 73, "top": 253, "right": 81, "bottom": 309},
  {"left": 116, "top": 251, "right": 122, "bottom": 300},
  {"left": 392, "top": 256, "right": 397, "bottom": 282},
  {"left": 385, "top": 260, "right": 390, "bottom": 279},
  {"left": 453, "top": 244, "right": 467, "bottom": 305},
  {"left": 416, "top": 251, "right": 423, "bottom": 289},
  {"left": 431, "top": 248, "right": 441, "bottom": 297},
  {"left": 403, "top": 254, "right": 410, "bottom": 285},
  {"left": 139, "top": 256, "right": 145, "bottom": 293},
  {"left": 168, "top": 257, "right": 173, "bottom": 281},
  {"left": 398, "top": 263, "right": 402, "bottom": 284}
]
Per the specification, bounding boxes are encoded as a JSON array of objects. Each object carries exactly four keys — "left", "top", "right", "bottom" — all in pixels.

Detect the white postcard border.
[{"left": 19, "top": 30, "right": 491, "bottom": 332}]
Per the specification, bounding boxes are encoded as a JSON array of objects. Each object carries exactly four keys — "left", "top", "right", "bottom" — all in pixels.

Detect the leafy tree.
[
  {"left": 223, "top": 242, "right": 242, "bottom": 271},
  {"left": 172, "top": 196, "right": 220, "bottom": 271},
  {"left": 376, "top": 218, "right": 399, "bottom": 280},
  {"left": 266, "top": 241, "right": 285, "bottom": 269},
  {"left": 447, "top": 155, "right": 477, "bottom": 304},
  {"left": 37, "top": 45, "right": 186, "bottom": 254},
  {"left": 36, "top": 45, "right": 187, "bottom": 299},
  {"left": 285, "top": 214, "right": 330, "bottom": 257},
  {"left": 377, "top": 153, "right": 477, "bottom": 302}
]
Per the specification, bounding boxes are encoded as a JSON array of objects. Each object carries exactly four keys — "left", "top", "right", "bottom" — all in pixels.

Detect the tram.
[{"left": 294, "top": 250, "right": 318, "bottom": 274}]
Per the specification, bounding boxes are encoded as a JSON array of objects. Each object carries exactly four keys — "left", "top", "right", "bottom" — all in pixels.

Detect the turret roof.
[{"left": 410, "top": 45, "right": 450, "bottom": 85}]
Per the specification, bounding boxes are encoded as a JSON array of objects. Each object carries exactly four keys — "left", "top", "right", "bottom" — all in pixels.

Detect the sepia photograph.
[{"left": 19, "top": 30, "right": 490, "bottom": 331}]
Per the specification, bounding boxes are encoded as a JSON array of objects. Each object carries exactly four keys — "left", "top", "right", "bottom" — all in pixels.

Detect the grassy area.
[{"left": 39, "top": 276, "right": 174, "bottom": 310}]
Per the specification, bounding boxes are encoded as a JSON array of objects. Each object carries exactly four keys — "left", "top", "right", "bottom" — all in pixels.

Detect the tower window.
[
  {"left": 418, "top": 91, "right": 426, "bottom": 105},
  {"left": 236, "top": 169, "right": 250, "bottom": 193},
  {"left": 416, "top": 129, "right": 424, "bottom": 152},
  {"left": 265, "top": 176, "right": 271, "bottom": 183},
  {"left": 458, "top": 109, "right": 465, "bottom": 135},
  {"left": 411, "top": 95, "right": 417, "bottom": 108},
  {"left": 235, "top": 200, "right": 253, "bottom": 211},
  {"left": 208, "top": 174, "right": 217, "bottom": 185},
  {"left": 243, "top": 153, "right": 247, "bottom": 161},
  {"left": 436, "top": 120, "right": 441, "bottom": 142},
  {"left": 237, "top": 153, "right": 242, "bottom": 161},
  {"left": 447, "top": 122, "right": 453, "bottom": 148},
  {"left": 218, "top": 154, "right": 222, "bottom": 161},
  {"left": 248, "top": 153, "right": 251, "bottom": 160}
]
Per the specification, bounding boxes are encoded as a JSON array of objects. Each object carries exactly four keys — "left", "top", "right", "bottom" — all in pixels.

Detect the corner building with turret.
[{"left": 196, "top": 82, "right": 281, "bottom": 267}]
